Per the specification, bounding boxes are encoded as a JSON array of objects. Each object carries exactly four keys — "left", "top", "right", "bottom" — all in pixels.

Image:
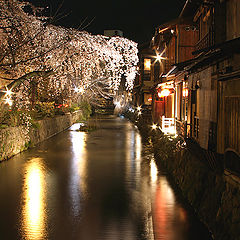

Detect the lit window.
[{"left": 144, "top": 59, "right": 151, "bottom": 71}]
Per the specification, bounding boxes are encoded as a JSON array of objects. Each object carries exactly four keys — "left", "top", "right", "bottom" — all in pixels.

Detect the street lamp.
[
  {"left": 151, "top": 123, "right": 157, "bottom": 130},
  {"left": 4, "top": 97, "right": 13, "bottom": 106},
  {"left": 74, "top": 86, "right": 84, "bottom": 94}
]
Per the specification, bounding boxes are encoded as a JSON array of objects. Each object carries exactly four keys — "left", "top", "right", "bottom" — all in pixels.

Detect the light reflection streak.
[
  {"left": 125, "top": 123, "right": 134, "bottom": 183},
  {"left": 150, "top": 158, "right": 158, "bottom": 185},
  {"left": 125, "top": 123, "right": 142, "bottom": 186},
  {"left": 70, "top": 128, "right": 87, "bottom": 217},
  {"left": 152, "top": 176, "right": 176, "bottom": 240},
  {"left": 135, "top": 133, "right": 141, "bottom": 162},
  {"left": 125, "top": 123, "right": 154, "bottom": 239},
  {"left": 22, "top": 158, "right": 47, "bottom": 240}
]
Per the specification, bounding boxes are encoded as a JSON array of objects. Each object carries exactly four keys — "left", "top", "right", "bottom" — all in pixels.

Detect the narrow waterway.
[{"left": 0, "top": 115, "right": 212, "bottom": 240}]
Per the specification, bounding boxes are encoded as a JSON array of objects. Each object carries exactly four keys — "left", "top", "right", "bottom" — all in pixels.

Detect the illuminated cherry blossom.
[{"left": 0, "top": 0, "right": 138, "bottom": 108}]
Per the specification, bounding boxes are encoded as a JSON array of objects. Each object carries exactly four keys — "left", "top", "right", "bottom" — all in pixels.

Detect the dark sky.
[{"left": 28, "top": 0, "right": 186, "bottom": 44}]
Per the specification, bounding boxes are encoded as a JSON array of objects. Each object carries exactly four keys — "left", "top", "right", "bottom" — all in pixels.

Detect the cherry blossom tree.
[{"left": 0, "top": 0, "right": 138, "bottom": 109}]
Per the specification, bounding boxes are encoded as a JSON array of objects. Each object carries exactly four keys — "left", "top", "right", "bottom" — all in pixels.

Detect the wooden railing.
[
  {"left": 195, "top": 30, "right": 214, "bottom": 52},
  {"left": 193, "top": 116, "right": 199, "bottom": 138},
  {"left": 176, "top": 120, "right": 187, "bottom": 138},
  {"left": 161, "top": 116, "right": 176, "bottom": 135}
]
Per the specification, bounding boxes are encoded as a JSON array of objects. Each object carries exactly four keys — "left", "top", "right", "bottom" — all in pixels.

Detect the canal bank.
[
  {"left": 125, "top": 112, "right": 240, "bottom": 240},
  {"left": 0, "top": 110, "right": 82, "bottom": 161}
]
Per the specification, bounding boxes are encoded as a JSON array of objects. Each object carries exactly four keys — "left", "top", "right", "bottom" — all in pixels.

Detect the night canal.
[{"left": 0, "top": 116, "right": 212, "bottom": 240}]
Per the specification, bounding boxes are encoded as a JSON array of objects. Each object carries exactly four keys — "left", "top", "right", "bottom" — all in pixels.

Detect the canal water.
[{"left": 0, "top": 115, "right": 212, "bottom": 240}]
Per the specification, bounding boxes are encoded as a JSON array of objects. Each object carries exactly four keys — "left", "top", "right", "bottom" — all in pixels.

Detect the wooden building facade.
[{"left": 133, "top": 0, "right": 240, "bottom": 174}]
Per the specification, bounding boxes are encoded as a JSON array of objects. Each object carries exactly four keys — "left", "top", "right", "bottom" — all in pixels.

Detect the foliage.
[
  {"left": 54, "top": 104, "right": 70, "bottom": 115},
  {"left": 33, "top": 102, "right": 55, "bottom": 119},
  {"left": 79, "top": 100, "right": 92, "bottom": 120},
  {"left": 69, "top": 103, "right": 80, "bottom": 113},
  {"left": 0, "top": 109, "right": 20, "bottom": 127},
  {"left": 0, "top": 104, "right": 33, "bottom": 134}
]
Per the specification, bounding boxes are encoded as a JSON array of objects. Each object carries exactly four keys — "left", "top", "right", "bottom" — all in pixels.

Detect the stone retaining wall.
[
  {"left": 125, "top": 111, "right": 240, "bottom": 240},
  {"left": 151, "top": 133, "right": 240, "bottom": 240},
  {"left": 0, "top": 110, "right": 82, "bottom": 161}
]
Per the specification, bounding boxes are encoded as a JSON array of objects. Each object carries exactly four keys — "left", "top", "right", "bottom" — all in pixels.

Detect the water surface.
[{"left": 0, "top": 116, "right": 212, "bottom": 240}]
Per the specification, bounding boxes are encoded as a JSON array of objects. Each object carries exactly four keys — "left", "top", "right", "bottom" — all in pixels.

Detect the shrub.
[
  {"left": 69, "top": 103, "right": 80, "bottom": 113},
  {"left": 33, "top": 101, "right": 55, "bottom": 118},
  {"left": 0, "top": 106, "right": 32, "bottom": 128},
  {"left": 79, "top": 100, "right": 92, "bottom": 120},
  {"left": 0, "top": 107, "right": 21, "bottom": 127},
  {"left": 54, "top": 103, "right": 71, "bottom": 115}
]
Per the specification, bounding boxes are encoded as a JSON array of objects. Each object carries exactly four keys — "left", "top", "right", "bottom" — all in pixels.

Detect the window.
[
  {"left": 144, "top": 59, "right": 151, "bottom": 71},
  {"left": 144, "top": 93, "right": 152, "bottom": 105}
]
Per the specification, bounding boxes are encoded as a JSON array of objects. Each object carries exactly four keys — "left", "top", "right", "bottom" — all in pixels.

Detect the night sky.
[{"left": 27, "top": 0, "right": 186, "bottom": 44}]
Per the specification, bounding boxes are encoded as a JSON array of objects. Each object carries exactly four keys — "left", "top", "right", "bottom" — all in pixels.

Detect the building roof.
[
  {"left": 171, "top": 37, "right": 240, "bottom": 73},
  {"left": 193, "top": 36, "right": 240, "bottom": 55},
  {"left": 179, "top": 0, "right": 199, "bottom": 19}
]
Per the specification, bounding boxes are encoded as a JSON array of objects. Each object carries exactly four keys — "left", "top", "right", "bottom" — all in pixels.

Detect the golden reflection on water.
[
  {"left": 150, "top": 158, "right": 158, "bottom": 184},
  {"left": 135, "top": 132, "right": 142, "bottom": 161},
  {"left": 70, "top": 129, "right": 87, "bottom": 216},
  {"left": 125, "top": 124, "right": 142, "bottom": 185},
  {"left": 70, "top": 130, "right": 87, "bottom": 191},
  {"left": 21, "top": 158, "right": 47, "bottom": 240},
  {"left": 153, "top": 175, "right": 176, "bottom": 240}
]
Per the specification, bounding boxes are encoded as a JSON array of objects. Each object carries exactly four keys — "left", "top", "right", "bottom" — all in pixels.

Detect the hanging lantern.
[
  {"left": 183, "top": 88, "right": 188, "bottom": 97},
  {"left": 144, "top": 59, "right": 151, "bottom": 71},
  {"left": 158, "top": 88, "right": 170, "bottom": 98}
]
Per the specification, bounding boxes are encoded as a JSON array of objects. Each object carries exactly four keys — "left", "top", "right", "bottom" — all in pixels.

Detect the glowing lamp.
[
  {"left": 183, "top": 88, "right": 188, "bottom": 97},
  {"left": 74, "top": 87, "right": 79, "bottom": 93},
  {"left": 151, "top": 124, "right": 157, "bottom": 130},
  {"left": 115, "top": 101, "right": 121, "bottom": 108},
  {"left": 144, "top": 59, "right": 151, "bottom": 71},
  {"left": 78, "top": 87, "right": 84, "bottom": 94},
  {"left": 137, "top": 106, "right": 141, "bottom": 111},
  {"left": 74, "top": 86, "right": 84, "bottom": 94},
  {"left": 158, "top": 89, "right": 170, "bottom": 98},
  {"left": 5, "top": 88, "right": 13, "bottom": 96},
  {"left": 156, "top": 55, "right": 161, "bottom": 61},
  {"left": 5, "top": 97, "right": 13, "bottom": 106}
]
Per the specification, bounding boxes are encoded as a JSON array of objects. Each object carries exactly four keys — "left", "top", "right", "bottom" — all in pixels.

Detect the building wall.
[
  {"left": 104, "top": 30, "right": 123, "bottom": 37},
  {"left": 218, "top": 77, "right": 240, "bottom": 154},
  {"left": 189, "top": 67, "right": 217, "bottom": 149},
  {"left": 165, "top": 36, "right": 176, "bottom": 72},
  {"left": 177, "top": 25, "right": 198, "bottom": 63},
  {"left": 226, "top": 0, "right": 240, "bottom": 40}
]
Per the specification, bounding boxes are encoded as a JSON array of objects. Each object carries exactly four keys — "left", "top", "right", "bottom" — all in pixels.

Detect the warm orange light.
[
  {"left": 144, "top": 59, "right": 151, "bottom": 71},
  {"left": 183, "top": 88, "right": 188, "bottom": 97},
  {"left": 158, "top": 89, "right": 170, "bottom": 98},
  {"left": 148, "top": 97, "right": 152, "bottom": 102}
]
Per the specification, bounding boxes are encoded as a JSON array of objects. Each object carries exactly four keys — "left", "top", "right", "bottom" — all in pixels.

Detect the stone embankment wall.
[
  {"left": 150, "top": 131, "right": 240, "bottom": 240},
  {"left": 0, "top": 110, "right": 82, "bottom": 161},
  {"left": 124, "top": 111, "right": 240, "bottom": 240}
]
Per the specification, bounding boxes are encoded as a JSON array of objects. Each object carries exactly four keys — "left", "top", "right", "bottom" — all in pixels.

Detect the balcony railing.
[
  {"left": 161, "top": 116, "right": 176, "bottom": 135},
  {"left": 193, "top": 116, "right": 199, "bottom": 138},
  {"left": 195, "top": 30, "right": 214, "bottom": 52},
  {"left": 176, "top": 120, "right": 187, "bottom": 138}
]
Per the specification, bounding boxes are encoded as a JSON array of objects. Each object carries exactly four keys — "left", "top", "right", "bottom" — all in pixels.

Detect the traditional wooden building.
[
  {"left": 172, "top": 0, "right": 240, "bottom": 173},
  {"left": 175, "top": 0, "right": 239, "bottom": 172},
  {"left": 136, "top": 0, "right": 240, "bottom": 173},
  {"left": 151, "top": 17, "right": 198, "bottom": 135},
  {"left": 132, "top": 43, "right": 155, "bottom": 115}
]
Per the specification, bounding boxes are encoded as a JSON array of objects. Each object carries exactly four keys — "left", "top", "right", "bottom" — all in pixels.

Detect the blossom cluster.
[{"left": 0, "top": 0, "right": 138, "bottom": 108}]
